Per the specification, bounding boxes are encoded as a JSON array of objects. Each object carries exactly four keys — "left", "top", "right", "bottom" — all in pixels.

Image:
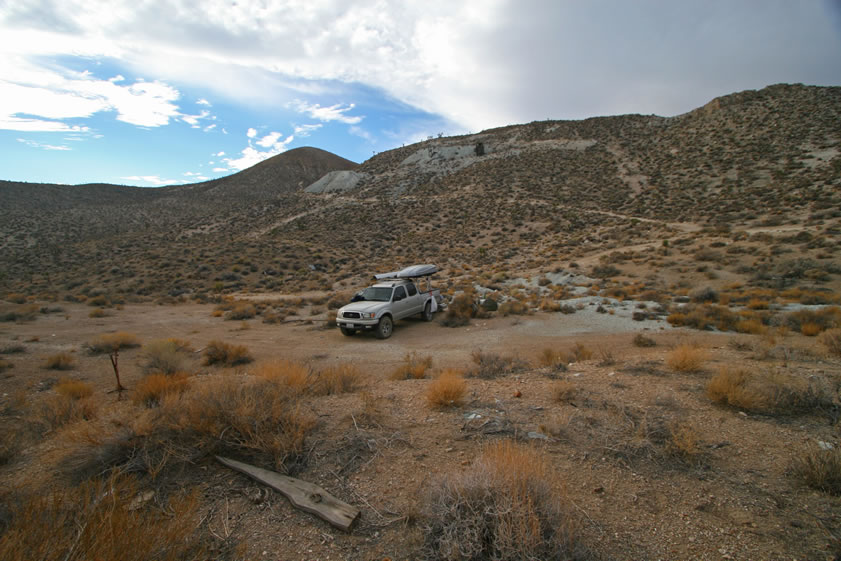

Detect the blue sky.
[{"left": 2, "top": 1, "right": 840, "bottom": 187}]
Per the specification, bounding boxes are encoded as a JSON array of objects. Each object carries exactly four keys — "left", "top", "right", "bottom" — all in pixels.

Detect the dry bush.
[
  {"left": 819, "top": 328, "right": 841, "bottom": 356},
  {"left": 55, "top": 378, "right": 94, "bottom": 400},
  {"left": 314, "top": 364, "right": 363, "bottom": 395},
  {"left": 467, "top": 351, "right": 528, "bottom": 379},
  {"left": 784, "top": 306, "right": 841, "bottom": 335},
  {"left": 133, "top": 373, "right": 190, "bottom": 408},
  {"left": 142, "top": 339, "right": 191, "bottom": 374},
  {"left": 254, "top": 360, "right": 311, "bottom": 392},
  {"left": 707, "top": 366, "right": 834, "bottom": 415},
  {"left": 665, "top": 421, "right": 702, "bottom": 465},
  {"left": 792, "top": 447, "right": 841, "bottom": 495},
  {"left": 0, "top": 344, "right": 25, "bottom": 354},
  {"left": 0, "top": 358, "right": 11, "bottom": 373},
  {"left": 421, "top": 440, "right": 582, "bottom": 561},
  {"left": 553, "top": 381, "right": 577, "bottom": 403},
  {"left": 441, "top": 293, "right": 474, "bottom": 327},
  {"left": 633, "top": 333, "right": 657, "bottom": 347},
  {"left": 225, "top": 302, "right": 256, "bottom": 320},
  {"left": 202, "top": 340, "right": 253, "bottom": 366},
  {"left": 567, "top": 342, "right": 593, "bottom": 362},
  {"left": 0, "top": 304, "right": 39, "bottom": 322},
  {"left": 390, "top": 353, "right": 433, "bottom": 380},
  {"left": 498, "top": 299, "right": 530, "bottom": 316},
  {"left": 88, "top": 308, "right": 107, "bottom": 318},
  {"left": 37, "top": 394, "right": 98, "bottom": 430},
  {"left": 67, "top": 375, "right": 316, "bottom": 481},
  {"left": 86, "top": 332, "right": 141, "bottom": 354},
  {"left": 43, "top": 352, "right": 75, "bottom": 370},
  {"left": 538, "top": 348, "right": 568, "bottom": 372},
  {"left": 426, "top": 370, "right": 467, "bottom": 409},
  {"left": 0, "top": 475, "right": 205, "bottom": 561},
  {"left": 800, "top": 322, "right": 823, "bottom": 337},
  {"left": 666, "top": 344, "right": 707, "bottom": 372}
]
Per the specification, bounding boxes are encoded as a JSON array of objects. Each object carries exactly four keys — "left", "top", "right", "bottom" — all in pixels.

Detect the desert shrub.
[
  {"left": 784, "top": 306, "right": 841, "bottom": 334},
  {"left": 426, "top": 370, "right": 467, "bottom": 409},
  {"left": 666, "top": 344, "right": 707, "bottom": 372},
  {"left": 592, "top": 264, "right": 620, "bottom": 278},
  {"left": 37, "top": 394, "right": 97, "bottom": 430},
  {"left": 567, "top": 342, "right": 592, "bottom": 362},
  {"left": 819, "top": 328, "right": 841, "bottom": 356},
  {"left": 325, "top": 309, "right": 338, "bottom": 328},
  {"left": 691, "top": 287, "right": 718, "bottom": 303},
  {"left": 421, "top": 440, "right": 581, "bottom": 561},
  {"left": 314, "top": 364, "right": 363, "bottom": 395},
  {"left": 88, "top": 308, "right": 107, "bottom": 318},
  {"left": 0, "top": 475, "right": 205, "bottom": 561},
  {"left": 142, "top": 339, "right": 191, "bottom": 374},
  {"left": 441, "top": 293, "right": 475, "bottom": 327},
  {"left": 633, "top": 333, "right": 657, "bottom": 347},
  {"left": 1, "top": 344, "right": 25, "bottom": 354},
  {"left": 0, "top": 358, "right": 11, "bottom": 372},
  {"left": 792, "top": 447, "right": 841, "bottom": 495},
  {"left": 467, "top": 351, "right": 528, "bottom": 379},
  {"left": 538, "top": 348, "right": 567, "bottom": 371},
  {"left": 498, "top": 299, "right": 530, "bottom": 316},
  {"left": 224, "top": 303, "right": 256, "bottom": 320},
  {"left": 665, "top": 421, "right": 702, "bottom": 465},
  {"left": 202, "top": 340, "right": 253, "bottom": 366},
  {"left": 55, "top": 378, "right": 94, "bottom": 400},
  {"left": 4, "top": 292, "right": 27, "bottom": 304},
  {"left": 254, "top": 360, "right": 311, "bottom": 392},
  {"left": 552, "top": 381, "right": 577, "bottom": 403},
  {"left": 0, "top": 304, "right": 39, "bottom": 322},
  {"left": 707, "top": 366, "right": 834, "bottom": 415},
  {"left": 44, "top": 352, "right": 75, "bottom": 370},
  {"left": 133, "top": 373, "right": 190, "bottom": 407},
  {"left": 390, "top": 353, "right": 433, "bottom": 380},
  {"left": 86, "top": 332, "right": 141, "bottom": 354},
  {"left": 327, "top": 292, "right": 353, "bottom": 309},
  {"left": 800, "top": 322, "right": 823, "bottom": 336}
]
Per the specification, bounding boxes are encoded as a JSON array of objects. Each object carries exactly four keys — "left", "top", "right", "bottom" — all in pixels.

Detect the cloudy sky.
[{"left": 1, "top": 0, "right": 840, "bottom": 187}]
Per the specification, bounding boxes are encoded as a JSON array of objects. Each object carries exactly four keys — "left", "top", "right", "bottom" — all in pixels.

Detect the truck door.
[
  {"left": 391, "top": 285, "right": 409, "bottom": 319},
  {"left": 405, "top": 282, "right": 422, "bottom": 314}
]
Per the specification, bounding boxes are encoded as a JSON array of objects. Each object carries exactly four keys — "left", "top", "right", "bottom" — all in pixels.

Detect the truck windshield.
[{"left": 359, "top": 287, "right": 393, "bottom": 302}]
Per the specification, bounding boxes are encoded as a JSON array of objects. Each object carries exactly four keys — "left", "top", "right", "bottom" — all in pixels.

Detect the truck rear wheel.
[
  {"left": 340, "top": 326, "right": 356, "bottom": 336},
  {"left": 421, "top": 301, "right": 434, "bottom": 321},
  {"left": 375, "top": 316, "right": 393, "bottom": 339}
]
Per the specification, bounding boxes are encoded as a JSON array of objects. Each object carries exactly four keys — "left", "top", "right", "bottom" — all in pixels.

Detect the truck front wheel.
[{"left": 376, "top": 316, "right": 393, "bottom": 339}]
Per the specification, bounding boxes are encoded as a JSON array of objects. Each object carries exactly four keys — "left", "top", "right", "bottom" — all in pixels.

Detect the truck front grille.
[{"left": 342, "top": 312, "right": 361, "bottom": 319}]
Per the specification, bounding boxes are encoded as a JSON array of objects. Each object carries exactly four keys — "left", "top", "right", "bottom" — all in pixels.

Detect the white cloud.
[
  {"left": 293, "top": 123, "right": 322, "bottom": 136},
  {"left": 181, "top": 109, "right": 210, "bottom": 126},
  {"left": 290, "top": 100, "right": 362, "bottom": 124},
  {"left": 221, "top": 129, "right": 294, "bottom": 171},
  {"left": 204, "top": 123, "right": 216, "bottom": 132},
  {"left": 17, "top": 138, "right": 71, "bottom": 150},
  {"left": 256, "top": 131, "right": 282, "bottom": 148},
  {"left": 121, "top": 175, "right": 185, "bottom": 186},
  {"left": 215, "top": 151, "right": 225, "bottom": 156},
  {"left": 212, "top": 167, "right": 228, "bottom": 172},
  {"left": 196, "top": 98, "right": 211, "bottom": 106}
]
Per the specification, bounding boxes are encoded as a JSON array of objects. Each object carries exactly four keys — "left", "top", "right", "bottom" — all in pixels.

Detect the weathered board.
[{"left": 215, "top": 456, "right": 360, "bottom": 532}]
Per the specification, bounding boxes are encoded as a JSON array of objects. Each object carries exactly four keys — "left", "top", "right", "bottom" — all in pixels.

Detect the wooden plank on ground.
[{"left": 215, "top": 456, "right": 360, "bottom": 532}]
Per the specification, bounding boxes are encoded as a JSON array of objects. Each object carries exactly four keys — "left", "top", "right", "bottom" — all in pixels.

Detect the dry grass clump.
[
  {"left": 819, "top": 328, "right": 841, "bottom": 356},
  {"left": 133, "top": 373, "right": 190, "bottom": 408},
  {"left": 37, "top": 393, "right": 98, "bottom": 430},
  {"left": 498, "top": 299, "right": 531, "bottom": 316},
  {"left": 784, "top": 306, "right": 841, "bottom": 335},
  {"left": 426, "top": 370, "right": 467, "bottom": 409},
  {"left": 43, "top": 352, "right": 75, "bottom": 370},
  {"left": 0, "top": 475, "right": 205, "bottom": 561},
  {"left": 633, "top": 333, "right": 657, "bottom": 347},
  {"left": 665, "top": 421, "right": 702, "bottom": 465},
  {"left": 390, "top": 353, "right": 433, "bottom": 380},
  {"left": 707, "top": 366, "right": 834, "bottom": 415},
  {"left": 467, "top": 351, "right": 528, "bottom": 379},
  {"left": 792, "top": 446, "right": 841, "bottom": 495},
  {"left": 441, "top": 293, "right": 474, "bottom": 327},
  {"left": 142, "top": 339, "right": 192, "bottom": 374},
  {"left": 666, "top": 344, "right": 707, "bottom": 372},
  {"left": 202, "top": 340, "right": 253, "bottom": 366},
  {"left": 86, "top": 331, "right": 141, "bottom": 354},
  {"left": 421, "top": 440, "right": 582, "bottom": 561},
  {"left": 224, "top": 302, "right": 256, "bottom": 320},
  {"left": 255, "top": 360, "right": 310, "bottom": 392},
  {"left": 314, "top": 364, "right": 363, "bottom": 395},
  {"left": 538, "top": 348, "right": 568, "bottom": 372},
  {"left": 552, "top": 380, "right": 578, "bottom": 403},
  {"left": 568, "top": 342, "right": 593, "bottom": 362},
  {"left": 55, "top": 378, "right": 94, "bottom": 400}
]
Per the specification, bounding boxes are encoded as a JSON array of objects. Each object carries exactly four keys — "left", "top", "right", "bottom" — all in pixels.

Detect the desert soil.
[{"left": 1, "top": 301, "right": 839, "bottom": 561}]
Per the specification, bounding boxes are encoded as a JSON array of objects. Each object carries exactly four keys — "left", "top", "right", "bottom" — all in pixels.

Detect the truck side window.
[
  {"left": 394, "top": 286, "right": 406, "bottom": 300},
  {"left": 406, "top": 283, "right": 417, "bottom": 296}
]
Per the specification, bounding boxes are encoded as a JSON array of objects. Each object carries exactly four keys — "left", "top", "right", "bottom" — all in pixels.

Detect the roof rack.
[{"left": 373, "top": 264, "right": 438, "bottom": 281}]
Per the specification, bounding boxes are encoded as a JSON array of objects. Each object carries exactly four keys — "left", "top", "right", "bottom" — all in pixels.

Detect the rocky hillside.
[{"left": 1, "top": 83, "right": 839, "bottom": 300}]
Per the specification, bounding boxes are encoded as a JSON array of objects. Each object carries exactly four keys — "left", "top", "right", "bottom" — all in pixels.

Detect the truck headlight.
[{"left": 363, "top": 312, "right": 376, "bottom": 319}]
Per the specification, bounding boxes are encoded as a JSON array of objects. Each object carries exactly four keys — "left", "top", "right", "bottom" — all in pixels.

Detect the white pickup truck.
[{"left": 336, "top": 264, "right": 444, "bottom": 339}]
